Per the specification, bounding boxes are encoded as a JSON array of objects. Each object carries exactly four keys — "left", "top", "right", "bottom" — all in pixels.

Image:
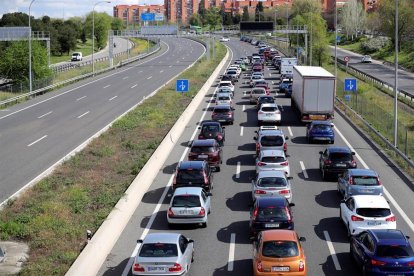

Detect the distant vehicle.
[
  {"left": 361, "top": 55, "right": 372, "bottom": 63},
  {"left": 220, "top": 36, "right": 230, "bottom": 42},
  {"left": 306, "top": 120, "right": 335, "bottom": 144},
  {"left": 218, "top": 80, "right": 234, "bottom": 92},
  {"left": 173, "top": 160, "right": 213, "bottom": 191},
  {"left": 252, "top": 170, "right": 293, "bottom": 202},
  {"left": 255, "top": 149, "right": 290, "bottom": 176},
  {"left": 132, "top": 233, "right": 194, "bottom": 275},
  {"left": 337, "top": 169, "right": 383, "bottom": 198},
  {"left": 319, "top": 147, "right": 357, "bottom": 179},
  {"left": 211, "top": 104, "right": 234, "bottom": 125},
  {"left": 280, "top": 57, "right": 297, "bottom": 74},
  {"left": 71, "top": 52, "right": 82, "bottom": 61},
  {"left": 256, "top": 95, "right": 275, "bottom": 110},
  {"left": 215, "top": 93, "right": 233, "bottom": 107},
  {"left": 188, "top": 139, "right": 222, "bottom": 171},
  {"left": 254, "top": 128, "right": 288, "bottom": 155},
  {"left": 249, "top": 87, "right": 267, "bottom": 104},
  {"left": 198, "top": 121, "right": 225, "bottom": 146},
  {"left": 279, "top": 78, "right": 293, "bottom": 94}
]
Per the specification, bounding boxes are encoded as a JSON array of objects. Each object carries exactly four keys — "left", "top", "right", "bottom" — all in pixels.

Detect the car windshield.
[
  {"left": 191, "top": 146, "right": 215, "bottom": 153},
  {"left": 172, "top": 195, "right": 201, "bottom": 208},
  {"left": 72, "top": 53, "right": 80, "bottom": 56},
  {"left": 353, "top": 176, "right": 379, "bottom": 186},
  {"left": 376, "top": 245, "right": 414, "bottom": 258},
  {"left": 139, "top": 243, "right": 178, "bottom": 257},
  {"left": 356, "top": 208, "right": 391, "bottom": 217},
  {"left": 313, "top": 124, "right": 331, "bottom": 131},
  {"left": 261, "top": 156, "right": 285, "bottom": 163},
  {"left": 259, "top": 97, "right": 274, "bottom": 103},
  {"left": 176, "top": 170, "right": 204, "bottom": 183},
  {"left": 258, "top": 207, "right": 288, "bottom": 220},
  {"left": 330, "top": 152, "right": 352, "bottom": 161},
  {"left": 214, "top": 108, "right": 230, "bottom": 113},
  {"left": 257, "top": 177, "right": 287, "bottom": 187},
  {"left": 262, "top": 106, "right": 277, "bottom": 112},
  {"left": 262, "top": 241, "right": 299, "bottom": 258},
  {"left": 260, "top": 136, "right": 284, "bottom": 146}
]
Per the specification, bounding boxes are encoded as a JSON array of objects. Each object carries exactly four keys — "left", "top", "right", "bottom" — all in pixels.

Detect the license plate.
[
  {"left": 198, "top": 155, "right": 208, "bottom": 159},
  {"left": 367, "top": 221, "right": 381, "bottom": 226},
  {"left": 361, "top": 189, "right": 374, "bottom": 193},
  {"left": 272, "top": 266, "right": 290, "bottom": 272},
  {"left": 266, "top": 114, "right": 273, "bottom": 117},
  {"left": 336, "top": 163, "right": 346, "bottom": 167},
  {"left": 179, "top": 210, "right": 194, "bottom": 215},
  {"left": 265, "top": 223, "right": 280, "bottom": 228},
  {"left": 148, "top": 267, "right": 165, "bottom": 272},
  {"left": 309, "top": 115, "right": 326, "bottom": 120}
]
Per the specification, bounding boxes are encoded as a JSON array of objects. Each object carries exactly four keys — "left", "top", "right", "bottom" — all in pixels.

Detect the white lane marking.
[
  {"left": 227, "top": 233, "right": 236, "bottom": 271},
  {"left": 299, "top": 161, "right": 308, "bottom": 179},
  {"left": 76, "top": 96, "right": 86, "bottom": 101},
  {"left": 27, "top": 135, "right": 47, "bottom": 147},
  {"left": 109, "top": 96, "right": 118, "bottom": 101},
  {"left": 236, "top": 162, "right": 241, "bottom": 178},
  {"left": 169, "top": 65, "right": 172, "bottom": 68},
  {"left": 271, "top": 81, "right": 275, "bottom": 85},
  {"left": 77, "top": 111, "right": 90, "bottom": 119},
  {"left": 122, "top": 76, "right": 129, "bottom": 80},
  {"left": 122, "top": 46, "right": 233, "bottom": 276},
  {"left": 160, "top": 70, "right": 164, "bottom": 73},
  {"left": 288, "top": 126, "right": 293, "bottom": 136},
  {"left": 37, "top": 111, "right": 52, "bottom": 119},
  {"left": 138, "top": 70, "right": 143, "bottom": 73},
  {"left": 240, "top": 126, "right": 244, "bottom": 136},
  {"left": 335, "top": 127, "right": 414, "bottom": 232},
  {"left": 0, "top": 109, "right": 10, "bottom": 112},
  {"left": 147, "top": 76, "right": 152, "bottom": 80},
  {"left": 269, "top": 73, "right": 272, "bottom": 77},
  {"left": 131, "top": 84, "right": 137, "bottom": 89},
  {"left": 242, "top": 105, "right": 246, "bottom": 111},
  {"left": 323, "top": 231, "right": 342, "bottom": 270},
  {"left": 103, "top": 85, "right": 110, "bottom": 89}
]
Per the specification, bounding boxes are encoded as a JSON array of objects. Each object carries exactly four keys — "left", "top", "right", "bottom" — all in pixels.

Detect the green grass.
[{"left": 0, "top": 40, "right": 226, "bottom": 275}]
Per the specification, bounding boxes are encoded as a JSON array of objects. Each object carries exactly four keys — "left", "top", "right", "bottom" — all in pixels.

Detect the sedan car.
[
  {"left": 361, "top": 55, "right": 372, "bottom": 63},
  {"left": 215, "top": 93, "right": 233, "bottom": 107},
  {"left": 256, "top": 95, "right": 275, "bottom": 110},
  {"left": 198, "top": 121, "right": 225, "bottom": 146},
  {"left": 249, "top": 196, "right": 295, "bottom": 237},
  {"left": 167, "top": 187, "right": 211, "bottom": 228},
  {"left": 350, "top": 229, "right": 414, "bottom": 276},
  {"left": 220, "top": 36, "right": 230, "bottom": 42},
  {"left": 211, "top": 104, "right": 234, "bottom": 125},
  {"left": 249, "top": 87, "right": 267, "bottom": 104},
  {"left": 252, "top": 230, "right": 306, "bottom": 276},
  {"left": 132, "top": 233, "right": 194, "bottom": 275},
  {"left": 252, "top": 170, "right": 293, "bottom": 203},
  {"left": 256, "top": 149, "right": 290, "bottom": 176},
  {"left": 306, "top": 120, "right": 335, "bottom": 144},
  {"left": 337, "top": 169, "right": 383, "bottom": 198},
  {"left": 188, "top": 139, "right": 222, "bottom": 171},
  {"left": 173, "top": 160, "right": 213, "bottom": 191},
  {"left": 319, "top": 147, "right": 357, "bottom": 179},
  {"left": 257, "top": 103, "right": 281, "bottom": 125},
  {"left": 340, "top": 195, "right": 396, "bottom": 237}
]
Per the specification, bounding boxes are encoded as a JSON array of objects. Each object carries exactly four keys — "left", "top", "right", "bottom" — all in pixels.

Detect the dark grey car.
[
  {"left": 337, "top": 169, "right": 383, "bottom": 198},
  {"left": 211, "top": 105, "right": 234, "bottom": 124}
]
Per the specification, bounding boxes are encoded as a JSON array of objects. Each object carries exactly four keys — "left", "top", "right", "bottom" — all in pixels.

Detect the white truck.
[
  {"left": 291, "top": 66, "right": 335, "bottom": 122},
  {"left": 280, "top": 57, "right": 297, "bottom": 75}
]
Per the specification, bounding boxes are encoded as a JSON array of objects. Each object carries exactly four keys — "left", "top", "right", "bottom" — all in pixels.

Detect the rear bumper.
[{"left": 167, "top": 215, "right": 207, "bottom": 224}]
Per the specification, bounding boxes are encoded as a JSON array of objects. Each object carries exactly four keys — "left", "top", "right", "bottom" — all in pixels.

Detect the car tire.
[
  {"left": 201, "top": 221, "right": 207, "bottom": 228},
  {"left": 168, "top": 222, "right": 174, "bottom": 228},
  {"left": 216, "top": 166, "right": 221, "bottom": 172}
]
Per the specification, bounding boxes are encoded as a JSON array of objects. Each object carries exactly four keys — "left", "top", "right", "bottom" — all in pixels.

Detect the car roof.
[
  {"left": 217, "top": 93, "right": 231, "bottom": 97},
  {"left": 352, "top": 195, "right": 390, "bottom": 209},
  {"left": 256, "top": 196, "right": 288, "bottom": 207},
  {"left": 214, "top": 104, "right": 232, "bottom": 109},
  {"left": 201, "top": 121, "right": 221, "bottom": 127},
  {"left": 261, "top": 103, "right": 277, "bottom": 108},
  {"left": 260, "top": 149, "right": 285, "bottom": 157},
  {"left": 258, "top": 129, "right": 284, "bottom": 136},
  {"left": 368, "top": 229, "right": 409, "bottom": 246},
  {"left": 192, "top": 139, "right": 216, "bottom": 146},
  {"left": 178, "top": 160, "right": 205, "bottom": 170},
  {"left": 257, "top": 170, "right": 287, "bottom": 178},
  {"left": 144, "top": 232, "right": 180, "bottom": 244},
  {"left": 326, "top": 146, "right": 352, "bottom": 153},
  {"left": 262, "top": 229, "right": 298, "bottom": 242},
  {"left": 348, "top": 169, "right": 378, "bottom": 177},
  {"left": 173, "top": 187, "right": 204, "bottom": 196}
]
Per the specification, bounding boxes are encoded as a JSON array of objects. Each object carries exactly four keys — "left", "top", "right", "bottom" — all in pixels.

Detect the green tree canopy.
[
  {"left": 85, "top": 11, "right": 112, "bottom": 50},
  {"left": 242, "top": 6, "right": 250, "bottom": 21},
  {"left": 205, "top": 7, "right": 222, "bottom": 31}
]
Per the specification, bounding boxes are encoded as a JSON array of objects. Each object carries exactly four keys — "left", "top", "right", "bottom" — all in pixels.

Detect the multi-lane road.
[
  {"left": 98, "top": 38, "right": 414, "bottom": 276},
  {"left": 0, "top": 37, "right": 205, "bottom": 205}
]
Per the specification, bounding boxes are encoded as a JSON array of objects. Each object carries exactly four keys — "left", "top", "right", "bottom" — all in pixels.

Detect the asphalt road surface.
[
  {"left": 0, "top": 37, "right": 205, "bottom": 205},
  {"left": 98, "top": 38, "right": 414, "bottom": 276}
]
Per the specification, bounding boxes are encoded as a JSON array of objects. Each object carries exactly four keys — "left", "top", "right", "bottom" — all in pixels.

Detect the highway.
[
  {"left": 0, "top": 37, "right": 205, "bottom": 205},
  {"left": 98, "top": 38, "right": 414, "bottom": 276}
]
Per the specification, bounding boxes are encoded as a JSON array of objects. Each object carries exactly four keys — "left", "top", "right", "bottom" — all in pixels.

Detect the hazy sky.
[{"left": 0, "top": 0, "right": 164, "bottom": 20}]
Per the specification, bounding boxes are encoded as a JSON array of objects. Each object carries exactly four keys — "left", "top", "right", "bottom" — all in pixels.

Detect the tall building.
[{"left": 113, "top": 4, "right": 165, "bottom": 25}]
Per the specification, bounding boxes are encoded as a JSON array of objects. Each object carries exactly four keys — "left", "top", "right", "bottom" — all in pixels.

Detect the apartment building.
[{"left": 113, "top": 4, "right": 165, "bottom": 25}]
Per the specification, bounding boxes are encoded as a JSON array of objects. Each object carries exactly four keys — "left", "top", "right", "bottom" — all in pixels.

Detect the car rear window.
[
  {"left": 172, "top": 195, "right": 201, "bottom": 208},
  {"left": 191, "top": 146, "right": 215, "bottom": 153},
  {"left": 139, "top": 243, "right": 178, "bottom": 257},
  {"left": 220, "top": 83, "right": 230, "bottom": 87},
  {"left": 376, "top": 245, "right": 414, "bottom": 258},
  {"left": 176, "top": 170, "right": 204, "bottom": 183},
  {"left": 259, "top": 97, "right": 274, "bottom": 103},
  {"left": 253, "top": 90, "right": 265, "bottom": 95},
  {"left": 257, "top": 177, "right": 287, "bottom": 187},
  {"left": 352, "top": 176, "right": 379, "bottom": 186},
  {"left": 330, "top": 152, "right": 352, "bottom": 161},
  {"left": 313, "top": 124, "right": 331, "bottom": 131},
  {"left": 218, "top": 96, "right": 230, "bottom": 100},
  {"left": 261, "top": 106, "right": 277, "bottom": 112},
  {"left": 261, "top": 156, "right": 285, "bottom": 163},
  {"left": 260, "top": 135, "right": 284, "bottom": 146},
  {"left": 262, "top": 241, "right": 299, "bottom": 258},
  {"left": 258, "top": 207, "right": 288, "bottom": 220},
  {"left": 202, "top": 126, "right": 219, "bottom": 132},
  {"left": 356, "top": 208, "right": 391, "bottom": 217}
]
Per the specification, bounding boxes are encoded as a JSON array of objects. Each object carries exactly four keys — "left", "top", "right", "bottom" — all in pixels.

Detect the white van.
[{"left": 71, "top": 52, "right": 83, "bottom": 61}]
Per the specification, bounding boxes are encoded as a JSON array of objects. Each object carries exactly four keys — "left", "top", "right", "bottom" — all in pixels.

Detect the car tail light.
[
  {"left": 133, "top": 263, "right": 145, "bottom": 272},
  {"left": 283, "top": 143, "right": 287, "bottom": 152},
  {"left": 252, "top": 208, "right": 258, "bottom": 220},
  {"left": 256, "top": 260, "right": 264, "bottom": 272},
  {"left": 198, "top": 207, "right": 206, "bottom": 216},
  {"left": 227, "top": 112, "right": 232, "bottom": 116},
  {"left": 173, "top": 174, "right": 177, "bottom": 185},
  {"left": 258, "top": 111, "right": 264, "bottom": 114},
  {"left": 351, "top": 215, "right": 364, "bottom": 221},
  {"left": 169, "top": 263, "right": 182, "bottom": 272},
  {"left": 203, "top": 172, "right": 209, "bottom": 184},
  {"left": 279, "top": 190, "right": 290, "bottom": 195},
  {"left": 255, "top": 190, "right": 266, "bottom": 194},
  {"left": 198, "top": 135, "right": 204, "bottom": 139},
  {"left": 285, "top": 207, "right": 292, "bottom": 222},
  {"left": 167, "top": 208, "right": 174, "bottom": 217},
  {"left": 257, "top": 162, "right": 266, "bottom": 166},
  {"left": 212, "top": 112, "right": 216, "bottom": 116},
  {"left": 407, "top": 261, "right": 414, "bottom": 267},
  {"left": 217, "top": 134, "right": 223, "bottom": 140},
  {"left": 256, "top": 143, "right": 261, "bottom": 152},
  {"left": 351, "top": 160, "right": 357, "bottom": 167},
  {"left": 386, "top": 215, "right": 396, "bottom": 222},
  {"left": 324, "top": 160, "right": 332, "bottom": 165},
  {"left": 299, "top": 260, "right": 305, "bottom": 272},
  {"left": 348, "top": 178, "right": 353, "bottom": 185},
  {"left": 371, "top": 259, "right": 386, "bottom": 266},
  {"left": 280, "top": 161, "right": 289, "bottom": 166},
  {"left": 378, "top": 178, "right": 382, "bottom": 185}
]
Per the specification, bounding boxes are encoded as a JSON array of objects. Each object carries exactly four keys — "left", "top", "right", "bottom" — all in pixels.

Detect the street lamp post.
[
  {"left": 286, "top": 2, "right": 289, "bottom": 51},
  {"left": 334, "top": 1, "right": 338, "bottom": 89},
  {"left": 92, "top": 1, "right": 111, "bottom": 73},
  {"left": 29, "top": 0, "right": 36, "bottom": 93},
  {"left": 393, "top": 0, "right": 399, "bottom": 147},
  {"left": 310, "top": 11, "right": 312, "bottom": 65}
]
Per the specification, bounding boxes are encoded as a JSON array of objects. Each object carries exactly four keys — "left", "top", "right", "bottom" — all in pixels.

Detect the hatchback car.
[
  {"left": 337, "top": 169, "right": 383, "bottom": 198},
  {"left": 198, "top": 121, "right": 225, "bottom": 146},
  {"left": 340, "top": 195, "right": 396, "bottom": 237},
  {"left": 215, "top": 93, "right": 233, "bottom": 107},
  {"left": 71, "top": 52, "right": 82, "bottom": 61},
  {"left": 167, "top": 187, "right": 211, "bottom": 228},
  {"left": 254, "top": 128, "right": 288, "bottom": 155},
  {"left": 319, "top": 147, "right": 357, "bottom": 179},
  {"left": 350, "top": 229, "right": 414, "bottom": 276},
  {"left": 255, "top": 149, "right": 290, "bottom": 176},
  {"left": 250, "top": 75, "right": 264, "bottom": 87},
  {"left": 217, "top": 86, "right": 233, "bottom": 97},
  {"left": 252, "top": 230, "right": 306, "bottom": 276},
  {"left": 249, "top": 87, "right": 268, "bottom": 104},
  {"left": 218, "top": 80, "right": 234, "bottom": 92},
  {"left": 224, "top": 70, "right": 238, "bottom": 82},
  {"left": 173, "top": 161, "right": 213, "bottom": 191},
  {"left": 211, "top": 104, "right": 234, "bottom": 125},
  {"left": 361, "top": 55, "right": 372, "bottom": 63},
  {"left": 252, "top": 170, "right": 293, "bottom": 203},
  {"left": 279, "top": 78, "right": 292, "bottom": 94},
  {"left": 132, "top": 233, "right": 194, "bottom": 275},
  {"left": 249, "top": 196, "right": 295, "bottom": 237},
  {"left": 258, "top": 103, "right": 281, "bottom": 125},
  {"left": 220, "top": 36, "right": 230, "bottom": 42},
  {"left": 188, "top": 139, "right": 222, "bottom": 171},
  {"left": 306, "top": 120, "right": 335, "bottom": 144},
  {"left": 256, "top": 95, "right": 275, "bottom": 110}
]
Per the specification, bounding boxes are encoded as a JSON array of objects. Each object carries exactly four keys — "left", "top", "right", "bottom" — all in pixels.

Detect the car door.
[
  {"left": 338, "top": 171, "right": 348, "bottom": 194},
  {"left": 201, "top": 190, "right": 210, "bottom": 214},
  {"left": 179, "top": 235, "right": 191, "bottom": 269},
  {"left": 341, "top": 197, "right": 354, "bottom": 225},
  {"left": 352, "top": 232, "right": 368, "bottom": 267}
]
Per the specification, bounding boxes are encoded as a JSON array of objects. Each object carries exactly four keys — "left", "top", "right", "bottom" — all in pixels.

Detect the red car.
[
  {"left": 255, "top": 83, "right": 270, "bottom": 95},
  {"left": 188, "top": 139, "right": 222, "bottom": 171},
  {"left": 252, "top": 65, "right": 263, "bottom": 72}
]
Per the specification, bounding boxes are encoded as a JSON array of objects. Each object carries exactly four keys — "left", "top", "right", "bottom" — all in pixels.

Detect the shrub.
[{"left": 360, "top": 37, "right": 389, "bottom": 53}]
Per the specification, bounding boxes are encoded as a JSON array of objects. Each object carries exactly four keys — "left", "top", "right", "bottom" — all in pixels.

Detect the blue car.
[
  {"left": 306, "top": 120, "right": 335, "bottom": 144},
  {"left": 350, "top": 229, "right": 414, "bottom": 275}
]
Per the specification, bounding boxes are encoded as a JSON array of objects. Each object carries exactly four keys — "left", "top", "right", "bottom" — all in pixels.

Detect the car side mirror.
[
  {"left": 289, "top": 203, "right": 295, "bottom": 207},
  {"left": 254, "top": 130, "right": 258, "bottom": 134},
  {"left": 285, "top": 136, "right": 289, "bottom": 140},
  {"left": 299, "top": 237, "right": 306, "bottom": 242},
  {"left": 137, "top": 239, "right": 143, "bottom": 243},
  {"left": 319, "top": 151, "right": 323, "bottom": 155},
  {"left": 198, "top": 126, "right": 201, "bottom": 129},
  {"left": 406, "top": 236, "right": 410, "bottom": 240},
  {"left": 222, "top": 126, "right": 225, "bottom": 129},
  {"left": 287, "top": 176, "right": 293, "bottom": 180},
  {"left": 352, "top": 152, "right": 356, "bottom": 155},
  {"left": 253, "top": 137, "right": 257, "bottom": 140},
  {"left": 188, "top": 239, "right": 194, "bottom": 243},
  {"left": 232, "top": 107, "right": 235, "bottom": 111}
]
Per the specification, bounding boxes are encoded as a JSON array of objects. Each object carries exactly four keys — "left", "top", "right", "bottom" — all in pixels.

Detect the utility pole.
[
  {"left": 393, "top": 0, "right": 399, "bottom": 147},
  {"left": 334, "top": 1, "right": 338, "bottom": 90}
]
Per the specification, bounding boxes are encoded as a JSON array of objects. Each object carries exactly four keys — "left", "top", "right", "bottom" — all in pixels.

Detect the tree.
[
  {"left": 242, "top": 6, "right": 249, "bottom": 21},
  {"left": 340, "top": 0, "right": 366, "bottom": 40},
  {"left": 255, "top": 2, "right": 264, "bottom": 22},
  {"left": 111, "top": 17, "right": 124, "bottom": 31},
  {"left": 233, "top": 13, "right": 241, "bottom": 25},
  {"left": 85, "top": 12, "right": 112, "bottom": 50},
  {"left": 204, "top": 7, "right": 222, "bottom": 31},
  {"left": 189, "top": 14, "right": 202, "bottom": 27},
  {"left": 57, "top": 21, "right": 78, "bottom": 55},
  {"left": 224, "top": 13, "right": 233, "bottom": 26}
]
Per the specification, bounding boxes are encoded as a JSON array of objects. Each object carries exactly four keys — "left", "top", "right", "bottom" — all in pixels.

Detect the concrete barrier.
[{"left": 66, "top": 48, "right": 230, "bottom": 276}]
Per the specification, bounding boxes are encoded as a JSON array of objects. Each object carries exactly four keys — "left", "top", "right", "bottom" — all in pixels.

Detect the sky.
[{"left": 0, "top": 0, "right": 164, "bottom": 20}]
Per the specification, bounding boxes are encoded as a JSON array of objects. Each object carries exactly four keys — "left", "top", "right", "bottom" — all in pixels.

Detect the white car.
[
  {"left": 250, "top": 75, "right": 264, "bottom": 87},
  {"left": 340, "top": 195, "right": 396, "bottom": 237},
  {"left": 132, "top": 232, "right": 194, "bottom": 275},
  {"left": 220, "top": 36, "right": 230, "bottom": 42},
  {"left": 167, "top": 187, "right": 211, "bottom": 228},
  {"left": 218, "top": 80, "right": 234, "bottom": 92},
  {"left": 361, "top": 55, "right": 372, "bottom": 63},
  {"left": 249, "top": 87, "right": 267, "bottom": 104},
  {"left": 252, "top": 170, "right": 293, "bottom": 202},
  {"left": 228, "top": 65, "right": 241, "bottom": 76},
  {"left": 258, "top": 103, "right": 281, "bottom": 125},
  {"left": 71, "top": 52, "right": 82, "bottom": 61},
  {"left": 217, "top": 86, "right": 233, "bottom": 97},
  {"left": 255, "top": 149, "right": 290, "bottom": 176},
  {"left": 215, "top": 93, "right": 233, "bottom": 106}
]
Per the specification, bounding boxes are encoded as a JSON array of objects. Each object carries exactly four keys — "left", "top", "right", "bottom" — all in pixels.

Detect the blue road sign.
[
  {"left": 176, "top": 79, "right": 189, "bottom": 93},
  {"left": 141, "top": 13, "right": 155, "bottom": 21},
  {"left": 344, "top": 95, "right": 351, "bottom": 101},
  {"left": 344, "top": 78, "right": 357, "bottom": 92},
  {"left": 336, "top": 35, "right": 341, "bottom": 42}
]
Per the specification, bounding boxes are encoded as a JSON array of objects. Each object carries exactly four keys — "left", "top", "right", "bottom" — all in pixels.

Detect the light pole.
[
  {"left": 92, "top": 1, "right": 111, "bottom": 73},
  {"left": 393, "top": 0, "right": 399, "bottom": 147},
  {"left": 286, "top": 2, "right": 289, "bottom": 51},
  {"left": 28, "top": 0, "right": 36, "bottom": 93},
  {"left": 310, "top": 11, "right": 312, "bottom": 65},
  {"left": 334, "top": 1, "right": 338, "bottom": 88}
]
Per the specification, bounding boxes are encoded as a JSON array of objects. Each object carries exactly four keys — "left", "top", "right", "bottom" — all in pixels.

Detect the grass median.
[{"left": 0, "top": 40, "right": 226, "bottom": 275}]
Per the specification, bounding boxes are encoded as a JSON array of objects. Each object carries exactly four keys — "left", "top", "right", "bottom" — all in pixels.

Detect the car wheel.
[
  {"left": 216, "top": 166, "right": 221, "bottom": 172},
  {"left": 168, "top": 222, "right": 174, "bottom": 228},
  {"left": 201, "top": 221, "right": 207, "bottom": 228},
  {"left": 322, "top": 169, "right": 326, "bottom": 180}
]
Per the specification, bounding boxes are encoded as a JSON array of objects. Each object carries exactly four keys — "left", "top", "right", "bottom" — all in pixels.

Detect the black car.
[
  {"left": 220, "top": 75, "right": 235, "bottom": 85},
  {"left": 319, "top": 147, "right": 357, "bottom": 180},
  {"left": 198, "top": 121, "right": 225, "bottom": 146},
  {"left": 249, "top": 196, "right": 295, "bottom": 238},
  {"left": 256, "top": 95, "right": 275, "bottom": 110},
  {"left": 173, "top": 161, "right": 214, "bottom": 191},
  {"left": 212, "top": 105, "right": 234, "bottom": 125}
]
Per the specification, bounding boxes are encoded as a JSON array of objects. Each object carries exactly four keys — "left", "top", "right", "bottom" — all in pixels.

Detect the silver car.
[
  {"left": 167, "top": 187, "right": 211, "bottom": 228},
  {"left": 252, "top": 170, "right": 293, "bottom": 202},
  {"left": 337, "top": 169, "right": 383, "bottom": 198},
  {"left": 255, "top": 149, "right": 290, "bottom": 176},
  {"left": 249, "top": 87, "right": 267, "bottom": 104},
  {"left": 132, "top": 232, "right": 194, "bottom": 275}
]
